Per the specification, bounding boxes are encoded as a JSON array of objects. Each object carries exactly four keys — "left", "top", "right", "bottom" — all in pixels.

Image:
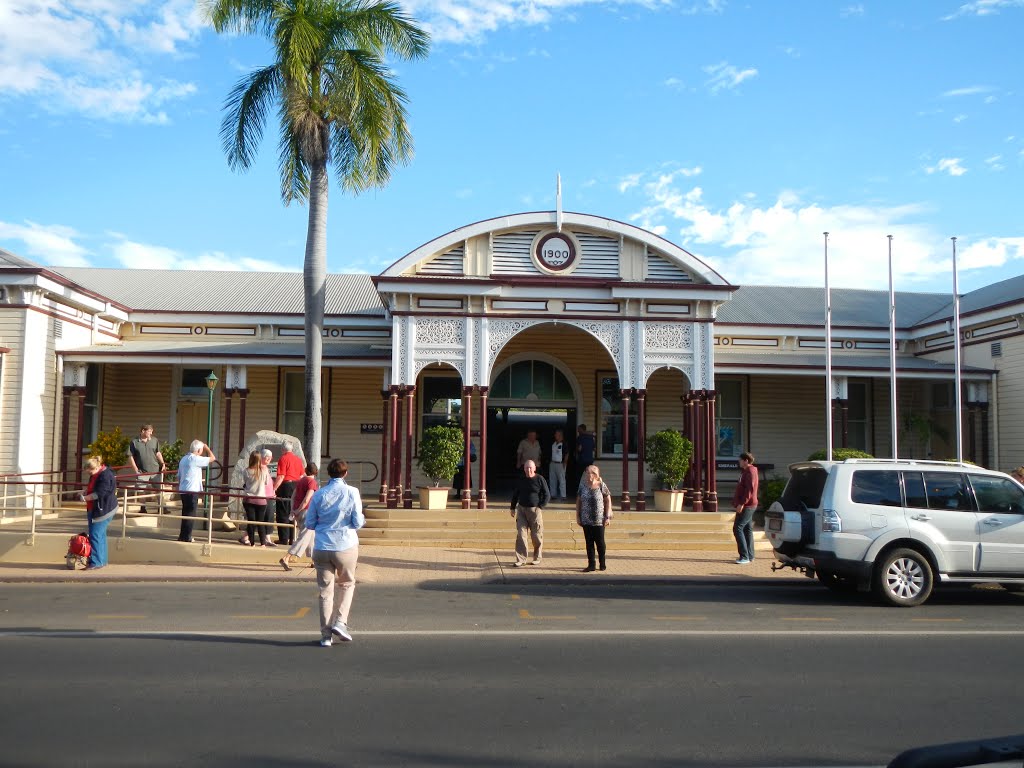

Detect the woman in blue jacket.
[{"left": 82, "top": 456, "right": 118, "bottom": 569}]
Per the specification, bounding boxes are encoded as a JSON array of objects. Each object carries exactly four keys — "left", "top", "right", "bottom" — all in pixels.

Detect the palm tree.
[{"left": 205, "top": 0, "right": 429, "bottom": 462}]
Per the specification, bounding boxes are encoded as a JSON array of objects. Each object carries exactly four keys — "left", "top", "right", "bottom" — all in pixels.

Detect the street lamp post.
[{"left": 205, "top": 371, "right": 218, "bottom": 523}]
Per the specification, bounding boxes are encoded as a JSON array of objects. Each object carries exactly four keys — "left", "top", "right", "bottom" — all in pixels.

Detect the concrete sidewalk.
[{"left": 0, "top": 546, "right": 805, "bottom": 586}]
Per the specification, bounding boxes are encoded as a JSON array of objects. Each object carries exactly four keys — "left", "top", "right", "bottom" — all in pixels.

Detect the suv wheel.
[{"left": 873, "top": 548, "right": 933, "bottom": 607}]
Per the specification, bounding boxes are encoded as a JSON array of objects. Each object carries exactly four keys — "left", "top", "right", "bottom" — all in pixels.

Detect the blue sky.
[{"left": 1, "top": 0, "right": 1021, "bottom": 293}]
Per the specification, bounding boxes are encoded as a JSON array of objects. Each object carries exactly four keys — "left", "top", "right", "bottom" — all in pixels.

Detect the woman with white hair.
[{"left": 176, "top": 439, "right": 216, "bottom": 543}]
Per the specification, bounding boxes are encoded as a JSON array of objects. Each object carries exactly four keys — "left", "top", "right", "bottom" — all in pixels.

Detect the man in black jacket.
[{"left": 510, "top": 460, "right": 550, "bottom": 567}]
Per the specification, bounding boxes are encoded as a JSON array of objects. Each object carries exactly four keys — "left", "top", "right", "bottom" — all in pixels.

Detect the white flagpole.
[
  {"left": 952, "top": 236, "right": 963, "bottom": 463},
  {"left": 556, "top": 173, "right": 563, "bottom": 233},
  {"left": 888, "top": 235, "right": 898, "bottom": 459},
  {"left": 824, "top": 231, "right": 833, "bottom": 461}
]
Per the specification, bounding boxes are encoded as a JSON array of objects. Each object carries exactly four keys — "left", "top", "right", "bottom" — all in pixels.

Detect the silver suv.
[{"left": 765, "top": 459, "right": 1024, "bottom": 606}]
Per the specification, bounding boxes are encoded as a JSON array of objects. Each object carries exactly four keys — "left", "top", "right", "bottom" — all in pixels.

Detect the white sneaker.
[
  {"left": 330, "top": 621, "right": 352, "bottom": 642},
  {"left": 319, "top": 637, "right": 333, "bottom": 647},
  {"left": 735, "top": 558, "right": 751, "bottom": 565}
]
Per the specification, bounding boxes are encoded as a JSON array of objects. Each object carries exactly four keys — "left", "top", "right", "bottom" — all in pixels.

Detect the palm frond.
[
  {"left": 203, "top": 0, "right": 278, "bottom": 36},
  {"left": 220, "top": 64, "right": 282, "bottom": 172},
  {"left": 327, "top": 0, "right": 430, "bottom": 60}
]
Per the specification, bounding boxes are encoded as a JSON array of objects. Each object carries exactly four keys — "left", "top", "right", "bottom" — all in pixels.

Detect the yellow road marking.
[
  {"left": 510, "top": 594, "right": 520, "bottom": 600},
  {"left": 231, "top": 606, "right": 310, "bottom": 620},
  {"left": 652, "top": 616, "right": 708, "bottom": 621},
  {"left": 88, "top": 614, "right": 146, "bottom": 619},
  {"left": 518, "top": 609, "right": 576, "bottom": 621}
]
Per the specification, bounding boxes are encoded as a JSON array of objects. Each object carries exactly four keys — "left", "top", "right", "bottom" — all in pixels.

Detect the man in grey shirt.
[{"left": 128, "top": 424, "right": 165, "bottom": 513}]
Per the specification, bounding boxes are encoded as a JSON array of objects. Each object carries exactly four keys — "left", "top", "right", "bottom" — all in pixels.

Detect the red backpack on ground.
[{"left": 66, "top": 533, "right": 91, "bottom": 569}]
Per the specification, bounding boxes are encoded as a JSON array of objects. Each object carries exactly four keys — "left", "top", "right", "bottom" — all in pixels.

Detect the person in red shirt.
[
  {"left": 731, "top": 451, "right": 759, "bottom": 564},
  {"left": 273, "top": 440, "right": 305, "bottom": 546}
]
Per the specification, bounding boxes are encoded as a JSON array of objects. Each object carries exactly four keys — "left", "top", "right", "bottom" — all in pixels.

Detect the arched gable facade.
[{"left": 372, "top": 211, "right": 736, "bottom": 511}]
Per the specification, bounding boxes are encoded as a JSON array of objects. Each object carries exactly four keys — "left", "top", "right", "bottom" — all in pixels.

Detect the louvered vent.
[
  {"left": 574, "top": 232, "right": 620, "bottom": 277},
  {"left": 492, "top": 231, "right": 538, "bottom": 274},
  {"left": 647, "top": 250, "right": 693, "bottom": 282},
  {"left": 54, "top": 319, "right": 63, "bottom": 338},
  {"left": 419, "top": 245, "right": 465, "bottom": 275},
  {"left": 992, "top": 341, "right": 1002, "bottom": 358}
]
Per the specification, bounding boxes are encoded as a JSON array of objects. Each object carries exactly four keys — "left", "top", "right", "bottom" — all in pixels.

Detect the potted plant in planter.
[
  {"left": 645, "top": 428, "right": 693, "bottom": 512},
  {"left": 416, "top": 425, "right": 464, "bottom": 510}
]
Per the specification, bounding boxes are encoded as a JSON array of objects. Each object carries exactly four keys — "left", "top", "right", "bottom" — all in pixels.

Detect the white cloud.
[
  {"left": 664, "top": 77, "right": 685, "bottom": 90},
  {"left": 621, "top": 173, "right": 991, "bottom": 289},
  {"left": 985, "top": 154, "right": 1005, "bottom": 171},
  {"left": 0, "top": 221, "right": 92, "bottom": 267},
  {"left": 0, "top": 0, "right": 201, "bottom": 121},
  {"left": 409, "top": 0, "right": 720, "bottom": 44},
  {"left": 107, "top": 236, "right": 285, "bottom": 271},
  {"left": 618, "top": 173, "right": 643, "bottom": 193},
  {"left": 925, "top": 158, "right": 968, "bottom": 176},
  {"left": 957, "top": 237, "right": 1024, "bottom": 270},
  {"left": 942, "top": 0, "right": 1024, "bottom": 20},
  {"left": 942, "top": 85, "right": 996, "bottom": 97},
  {"left": 953, "top": 114, "right": 967, "bottom": 123},
  {"left": 840, "top": 4, "right": 865, "bottom": 17},
  {"left": 703, "top": 61, "right": 758, "bottom": 93}
]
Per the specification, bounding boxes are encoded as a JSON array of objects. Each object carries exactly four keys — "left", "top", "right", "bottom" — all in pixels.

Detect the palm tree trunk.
[{"left": 302, "top": 150, "right": 328, "bottom": 463}]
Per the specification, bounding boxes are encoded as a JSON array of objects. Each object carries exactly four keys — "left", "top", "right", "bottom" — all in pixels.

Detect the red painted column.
[
  {"left": 461, "top": 386, "right": 473, "bottom": 509},
  {"left": 387, "top": 386, "right": 400, "bottom": 508},
  {"left": 636, "top": 389, "right": 646, "bottom": 511},
  {"left": 705, "top": 389, "right": 718, "bottom": 512},
  {"left": 403, "top": 386, "right": 416, "bottom": 509},
  {"left": 477, "top": 387, "right": 489, "bottom": 510},
  {"left": 682, "top": 393, "right": 693, "bottom": 498},
  {"left": 691, "top": 391, "right": 704, "bottom": 512},
  {"left": 378, "top": 390, "right": 390, "bottom": 504},
  {"left": 620, "top": 389, "right": 631, "bottom": 511}
]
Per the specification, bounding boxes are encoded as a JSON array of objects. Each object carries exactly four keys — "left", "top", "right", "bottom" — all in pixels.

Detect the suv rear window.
[
  {"left": 851, "top": 470, "right": 902, "bottom": 506},
  {"left": 780, "top": 467, "right": 829, "bottom": 510}
]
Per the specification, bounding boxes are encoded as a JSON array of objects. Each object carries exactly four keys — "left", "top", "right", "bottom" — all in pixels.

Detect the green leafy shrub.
[
  {"left": 160, "top": 438, "right": 185, "bottom": 471},
  {"left": 87, "top": 427, "right": 130, "bottom": 467},
  {"left": 417, "top": 425, "right": 464, "bottom": 487},
  {"left": 759, "top": 475, "right": 787, "bottom": 511},
  {"left": 645, "top": 429, "right": 694, "bottom": 490},
  {"left": 806, "top": 448, "right": 874, "bottom": 461}
]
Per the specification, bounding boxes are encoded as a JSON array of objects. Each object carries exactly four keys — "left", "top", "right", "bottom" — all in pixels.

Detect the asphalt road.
[{"left": 2, "top": 581, "right": 1024, "bottom": 767}]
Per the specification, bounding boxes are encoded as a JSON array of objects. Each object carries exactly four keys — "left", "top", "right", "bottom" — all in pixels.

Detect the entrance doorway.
[{"left": 486, "top": 407, "right": 577, "bottom": 496}]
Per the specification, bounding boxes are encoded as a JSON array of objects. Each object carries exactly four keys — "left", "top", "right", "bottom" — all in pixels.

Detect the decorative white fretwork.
[
  {"left": 641, "top": 321, "right": 696, "bottom": 387},
  {"left": 565, "top": 319, "right": 621, "bottom": 371},
  {"left": 415, "top": 317, "right": 464, "bottom": 346},
  {"left": 486, "top": 318, "right": 544, "bottom": 376}
]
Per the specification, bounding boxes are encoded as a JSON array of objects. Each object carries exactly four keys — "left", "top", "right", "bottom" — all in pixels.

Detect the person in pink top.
[
  {"left": 280, "top": 462, "right": 319, "bottom": 571},
  {"left": 731, "top": 451, "right": 759, "bottom": 564}
]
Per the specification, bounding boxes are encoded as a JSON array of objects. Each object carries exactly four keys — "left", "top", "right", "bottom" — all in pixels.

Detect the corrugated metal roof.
[
  {"left": 718, "top": 285, "right": 953, "bottom": 328},
  {"left": 916, "top": 273, "right": 1024, "bottom": 325},
  {"left": 0, "top": 248, "right": 40, "bottom": 268},
  {"left": 50, "top": 267, "right": 386, "bottom": 316}
]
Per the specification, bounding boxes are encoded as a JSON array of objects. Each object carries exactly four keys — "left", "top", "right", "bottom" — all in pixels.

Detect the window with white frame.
[
  {"left": 715, "top": 378, "right": 745, "bottom": 458},
  {"left": 281, "top": 370, "right": 326, "bottom": 442},
  {"left": 83, "top": 364, "right": 101, "bottom": 446}
]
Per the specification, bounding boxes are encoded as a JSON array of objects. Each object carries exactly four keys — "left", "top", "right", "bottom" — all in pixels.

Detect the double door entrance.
[{"left": 485, "top": 407, "right": 577, "bottom": 497}]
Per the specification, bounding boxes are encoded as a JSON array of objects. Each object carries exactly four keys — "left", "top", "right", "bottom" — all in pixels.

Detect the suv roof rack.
[{"left": 841, "top": 458, "right": 976, "bottom": 467}]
